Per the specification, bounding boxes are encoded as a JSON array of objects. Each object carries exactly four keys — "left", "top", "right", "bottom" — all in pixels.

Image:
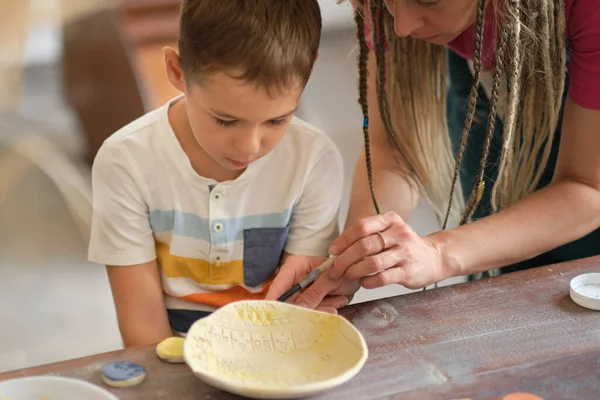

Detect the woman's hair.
[{"left": 352, "top": 0, "right": 566, "bottom": 228}]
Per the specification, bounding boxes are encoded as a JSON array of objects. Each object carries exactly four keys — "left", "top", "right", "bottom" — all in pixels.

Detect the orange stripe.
[
  {"left": 156, "top": 241, "right": 244, "bottom": 285},
  {"left": 179, "top": 281, "right": 273, "bottom": 308}
]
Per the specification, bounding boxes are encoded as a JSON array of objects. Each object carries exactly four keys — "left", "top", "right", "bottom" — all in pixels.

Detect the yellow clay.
[
  {"left": 236, "top": 305, "right": 276, "bottom": 325},
  {"left": 156, "top": 337, "right": 185, "bottom": 363}
]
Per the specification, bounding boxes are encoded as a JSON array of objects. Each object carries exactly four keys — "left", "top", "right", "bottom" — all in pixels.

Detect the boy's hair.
[{"left": 178, "top": 0, "right": 322, "bottom": 92}]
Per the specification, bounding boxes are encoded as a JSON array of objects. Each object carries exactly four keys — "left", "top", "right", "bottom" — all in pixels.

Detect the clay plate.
[
  {"left": 183, "top": 300, "right": 368, "bottom": 399},
  {"left": 0, "top": 376, "right": 119, "bottom": 400}
]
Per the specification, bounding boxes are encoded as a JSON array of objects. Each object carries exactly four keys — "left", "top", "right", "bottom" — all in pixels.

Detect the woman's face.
[{"left": 383, "top": 0, "right": 479, "bottom": 45}]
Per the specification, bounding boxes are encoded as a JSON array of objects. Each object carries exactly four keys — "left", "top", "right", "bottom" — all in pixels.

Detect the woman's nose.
[{"left": 392, "top": 1, "right": 425, "bottom": 38}]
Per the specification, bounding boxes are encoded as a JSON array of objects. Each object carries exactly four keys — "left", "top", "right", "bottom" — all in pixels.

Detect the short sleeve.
[
  {"left": 88, "top": 143, "right": 156, "bottom": 266},
  {"left": 283, "top": 143, "right": 344, "bottom": 257},
  {"left": 567, "top": 0, "right": 600, "bottom": 109}
]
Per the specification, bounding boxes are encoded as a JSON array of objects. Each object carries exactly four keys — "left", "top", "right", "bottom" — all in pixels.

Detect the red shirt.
[
  {"left": 447, "top": 0, "right": 600, "bottom": 110},
  {"left": 355, "top": 0, "right": 600, "bottom": 110}
]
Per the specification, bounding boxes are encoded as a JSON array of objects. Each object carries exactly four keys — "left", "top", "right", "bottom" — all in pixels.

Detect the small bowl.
[
  {"left": 0, "top": 376, "right": 118, "bottom": 400},
  {"left": 570, "top": 273, "right": 600, "bottom": 311},
  {"left": 184, "top": 300, "right": 368, "bottom": 399}
]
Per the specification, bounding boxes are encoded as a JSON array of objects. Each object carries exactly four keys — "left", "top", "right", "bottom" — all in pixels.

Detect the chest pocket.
[{"left": 243, "top": 226, "right": 290, "bottom": 287}]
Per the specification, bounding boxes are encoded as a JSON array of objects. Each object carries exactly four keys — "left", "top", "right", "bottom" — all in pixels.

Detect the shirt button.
[
  {"left": 215, "top": 256, "right": 222, "bottom": 263},
  {"left": 214, "top": 222, "right": 224, "bottom": 233},
  {"left": 213, "top": 192, "right": 221, "bottom": 201}
]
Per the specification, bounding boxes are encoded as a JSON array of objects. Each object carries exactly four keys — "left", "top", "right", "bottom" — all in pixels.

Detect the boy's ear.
[{"left": 163, "top": 46, "right": 186, "bottom": 93}]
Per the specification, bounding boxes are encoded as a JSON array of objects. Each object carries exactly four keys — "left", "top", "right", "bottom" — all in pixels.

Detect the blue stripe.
[{"left": 149, "top": 208, "right": 293, "bottom": 245}]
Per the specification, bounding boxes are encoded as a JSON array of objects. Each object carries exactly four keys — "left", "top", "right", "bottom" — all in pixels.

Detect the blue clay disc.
[{"left": 101, "top": 361, "right": 146, "bottom": 387}]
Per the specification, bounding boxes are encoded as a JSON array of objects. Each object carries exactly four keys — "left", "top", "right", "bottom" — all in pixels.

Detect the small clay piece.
[
  {"left": 101, "top": 361, "right": 146, "bottom": 388},
  {"left": 502, "top": 393, "right": 543, "bottom": 400},
  {"left": 156, "top": 337, "right": 185, "bottom": 363}
]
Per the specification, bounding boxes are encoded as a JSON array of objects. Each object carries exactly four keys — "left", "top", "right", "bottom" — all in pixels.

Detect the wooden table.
[{"left": 2, "top": 257, "right": 599, "bottom": 399}]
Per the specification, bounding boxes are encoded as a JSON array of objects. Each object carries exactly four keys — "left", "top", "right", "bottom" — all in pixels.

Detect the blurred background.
[{"left": 0, "top": 0, "right": 462, "bottom": 373}]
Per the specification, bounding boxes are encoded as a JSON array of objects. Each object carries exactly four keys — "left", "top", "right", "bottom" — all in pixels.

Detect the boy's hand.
[{"left": 265, "top": 254, "right": 360, "bottom": 314}]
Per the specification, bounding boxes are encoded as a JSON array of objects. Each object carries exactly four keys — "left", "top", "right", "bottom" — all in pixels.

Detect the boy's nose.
[{"left": 234, "top": 132, "right": 261, "bottom": 157}]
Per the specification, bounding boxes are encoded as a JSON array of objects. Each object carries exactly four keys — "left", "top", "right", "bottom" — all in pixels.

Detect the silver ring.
[{"left": 376, "top": 231, "right": 389, "bottom": 250}]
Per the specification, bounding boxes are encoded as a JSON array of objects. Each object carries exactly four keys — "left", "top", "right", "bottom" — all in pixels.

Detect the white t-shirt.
[{"left": 88, "top": 97, "right": 344, "bottom": 332}]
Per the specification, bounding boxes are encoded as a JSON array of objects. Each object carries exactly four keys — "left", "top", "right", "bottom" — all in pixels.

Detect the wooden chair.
[{"left": 61, "top": 0, "right": 181, "bottom": 164}]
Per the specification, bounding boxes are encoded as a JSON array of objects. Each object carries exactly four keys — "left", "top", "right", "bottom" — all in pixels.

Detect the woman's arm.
[
  {"left": 107, "top": 261, "right": 173, "bottom": 348},
  {"left": 326, "top": 96, "right": 600, "bottom": 290},
  {"left": 345, "top": 54, "right": 420, "bottom": 228},
  {"left": 431, "top": 96, "right": 600, "bottom": 276}
]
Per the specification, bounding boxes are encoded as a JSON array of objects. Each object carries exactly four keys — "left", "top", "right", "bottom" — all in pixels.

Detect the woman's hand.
[
  {"left": 327, "top": 211, "right": 449, "bottom": 290},
  {"left": 265, "top": 254, "right": 359, "bottom": 313}
]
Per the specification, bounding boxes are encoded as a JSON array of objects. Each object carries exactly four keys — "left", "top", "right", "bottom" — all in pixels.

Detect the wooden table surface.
[{"left": 2, "top": 257, "right": 599, "bottom": 399}]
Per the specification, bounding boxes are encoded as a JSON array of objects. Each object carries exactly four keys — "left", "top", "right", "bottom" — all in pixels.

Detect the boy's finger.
[
  {"left": 294, "top": 295, "right": 347, "bottom": 312},
  {"left": 264, "top": 264, "right": 299, "bottom": 300},
  {"left": 265, "top": 256, "right": 329, "bottom": 301},
  {"left": 294, "top": 275, "right": 341, "bottom": 309},
  {"left": 315, "top": 306, "right": 338, "bottom": 314},
  {"left": 318, "top": 295, "right": 350, "bottom": 310}
]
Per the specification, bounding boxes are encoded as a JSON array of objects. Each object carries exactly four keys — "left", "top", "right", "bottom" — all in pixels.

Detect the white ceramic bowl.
[
  {"left": 570, "top": 273, "right": 600, "bottom": 311},
  {"left": 0, "top": 376, "right": 118, "bottom": 400},
  {"left": 184, "top": 300, "right": 368, "bottom": 399}
]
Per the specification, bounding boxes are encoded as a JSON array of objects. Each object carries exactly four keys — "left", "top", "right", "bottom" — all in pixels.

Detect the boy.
[{"left": 88, "top": 0, "right": 344, "bottom": 347}]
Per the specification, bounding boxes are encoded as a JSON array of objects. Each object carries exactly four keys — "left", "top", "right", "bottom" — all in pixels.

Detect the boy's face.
[
  {"left": 164, "top": 46, "right": 303, "bottom": 176},
  {"left": 184, "top": 74, "right": 303, "bottom": 171}
]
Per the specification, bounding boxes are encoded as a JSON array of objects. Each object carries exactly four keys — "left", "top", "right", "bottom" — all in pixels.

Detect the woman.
[{"left": 266, "top": 0, "right": 600, "bottom": 309}]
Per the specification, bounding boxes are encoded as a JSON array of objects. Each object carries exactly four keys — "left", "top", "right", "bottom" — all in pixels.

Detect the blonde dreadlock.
[{"left": 351, "top": 0, "right": 567, "bottom": 228}]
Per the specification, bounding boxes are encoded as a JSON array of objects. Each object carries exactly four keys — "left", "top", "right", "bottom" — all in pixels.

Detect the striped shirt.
[{"left": 88, "top": 97, "right": 344, "bottom": 333}]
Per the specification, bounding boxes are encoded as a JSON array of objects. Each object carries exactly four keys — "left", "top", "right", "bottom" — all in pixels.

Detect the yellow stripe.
[{"left": 156, "top": 241, "right": 244, "bottom": 285}]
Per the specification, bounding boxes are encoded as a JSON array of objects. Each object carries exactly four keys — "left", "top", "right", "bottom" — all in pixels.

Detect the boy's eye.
[
  {"left": 215, "top": 117, "right": 237, "bottom": 127},
  {"left": 416, "top": 0, "right": 439, "bottom": 7},
  {"left": 269, "top": 118, "right": 288, "bottom": 126},
  {"left": 213, "top": 117, "right": 288, "bottom": 127}
]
